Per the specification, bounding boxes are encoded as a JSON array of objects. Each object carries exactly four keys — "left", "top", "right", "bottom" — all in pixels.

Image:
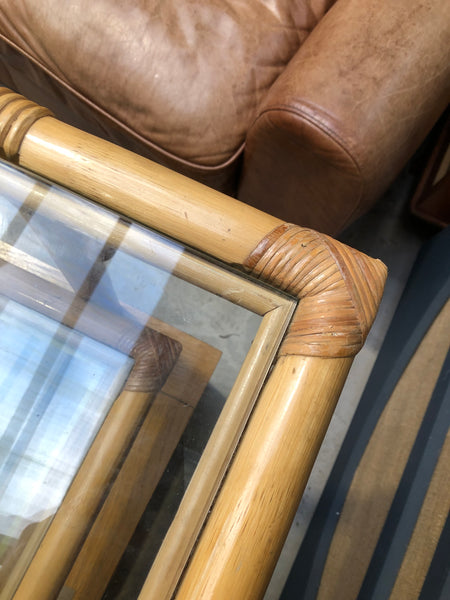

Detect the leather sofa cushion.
[{"left": 0, "top": 0, "right": 334, "bottom": 178}]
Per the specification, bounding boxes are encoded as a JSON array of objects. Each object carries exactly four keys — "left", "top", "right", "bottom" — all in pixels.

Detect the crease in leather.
[
  {"left": 0, "top": 33, "right": 247, "bottom": 174},
  {"left": 255, "top": 102, "right": 365, "bottom": 225}
]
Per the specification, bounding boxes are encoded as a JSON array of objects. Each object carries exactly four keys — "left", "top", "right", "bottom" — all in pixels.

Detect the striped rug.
[{"left": 281, "top": 227, "right": 450, "bottom": 600}]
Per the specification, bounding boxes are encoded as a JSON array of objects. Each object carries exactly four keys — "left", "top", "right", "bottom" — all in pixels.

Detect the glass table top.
[{"left": 0, "top": 159, "right": 291, "bottom": 599}]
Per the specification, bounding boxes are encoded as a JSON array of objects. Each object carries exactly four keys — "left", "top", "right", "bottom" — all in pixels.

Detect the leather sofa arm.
[{"left": 238, "top": 0, "right": 450, "bottom": 236}]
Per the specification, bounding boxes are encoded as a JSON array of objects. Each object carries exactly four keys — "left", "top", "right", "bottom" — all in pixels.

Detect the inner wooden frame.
[{"left": 0, "top": 88, "right": 387, "bottom": 600}]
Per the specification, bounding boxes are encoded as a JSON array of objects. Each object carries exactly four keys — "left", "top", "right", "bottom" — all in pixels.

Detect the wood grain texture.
[
  {"left": 1, "top": 263, "right": 182, "bottom": 394},
  {"left": 174, "top": 355, "right": 353, "bottom": 600},
  {"left": 0, "top": 87, "right": 281, "bottom": 266},
  {"left": 120, "top": 326, "right": 182, "bottom": 393},
  {"left": 61, "top": 311, "right": 222, "bottom": 600},
  {"left": 0, "top": 240, "right": 73, "bottom": 290},
  {"left": 0, "top": 89, "right": 52, "bottom": 161},
  {"left": 0, "top": 518, "right": 52, "bottom": 600},
  {"left": 244, "top": 223, "right": 387, "bottom": 357},
  {"left": 0, "top": 87, "right": 387, "bottom": 600},
  {"left": 64, "top": 392, "right": 194, "bottom": 600},
  {"left": 139, "top": 305, "right": 294, "bottom": 600},
  {"left": 171, "top": 225, "right": 386, "bottom": 598},
  {"left": 10, "top": 387, "right": 178, "bottom": 600},
  {"left": 0, "top": 166, "right": 286, "bottom": 316},
  {"left": 144, "top": 315, "right": 222, "bottom": 411}
]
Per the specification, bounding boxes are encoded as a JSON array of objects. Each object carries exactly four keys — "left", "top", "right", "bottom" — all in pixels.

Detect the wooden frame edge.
[
  {"left": 172, "top": 225, "right": 387, "bottom": 599},
  {"left": 0, "top": 156, "right": 296, "bottom": 600},
  {"left": 0, "top": 87, "right": 281, "bottom": 266}
]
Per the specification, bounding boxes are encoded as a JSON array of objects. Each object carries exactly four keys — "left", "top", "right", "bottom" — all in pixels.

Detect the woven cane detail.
[
  {"left": 244, "top": 224, "right": 387, "bottom": 357},
  {"left": 116, "top": 326, "right": 182, "bottom": 393}
]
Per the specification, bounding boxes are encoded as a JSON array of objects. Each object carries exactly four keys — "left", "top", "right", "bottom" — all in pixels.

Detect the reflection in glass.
[
  {"left": 0, "top": 300, "right": 132, "bottom": 558},
  {"left": 0, "top": 160, "right": 261, "bottom": 599}
]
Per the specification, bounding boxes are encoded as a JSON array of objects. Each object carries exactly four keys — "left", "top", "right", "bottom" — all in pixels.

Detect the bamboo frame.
[{"left": 0, "top": 88, "right": 387, "bottom": 600}]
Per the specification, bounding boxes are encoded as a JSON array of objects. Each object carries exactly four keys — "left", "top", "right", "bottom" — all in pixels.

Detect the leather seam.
[{"left": 0, "top": 33, "right": 245, "bottom": 173}]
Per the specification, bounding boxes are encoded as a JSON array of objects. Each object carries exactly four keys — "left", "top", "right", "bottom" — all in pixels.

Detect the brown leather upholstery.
[
  {"left": 239, "top": 0, "right": 450, "bottom": 233},
  {"left": 0, "top": 0, "right": 334, "bottom": 194},
  {"left": 0, "top": 0, "right": 448, "bottom": 233}
]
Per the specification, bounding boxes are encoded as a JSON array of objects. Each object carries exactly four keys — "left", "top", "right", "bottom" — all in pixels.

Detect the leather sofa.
[{"left": 0, "top": 0, "right": 449, "bottom": 235}]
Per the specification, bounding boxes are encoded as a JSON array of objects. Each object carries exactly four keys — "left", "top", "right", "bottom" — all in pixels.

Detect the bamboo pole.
[
  {"left": 13, "top": 120, "right": 281, "bottom": 265},
  {"left": 0, "top": 88, "right": 387, "bottom": 600},
  {"left": 174, "top": 355, "right": 352, "bottom": 599},
  {"left": 139, "top": 304, "right": 294, "bottom": 599},
  {"left": 0, "top": 167, "right": 286, "bottom": 315},
  {"left": 143, "top": 223, "right": 387, "bottom": 599},
  {"left": 6, "top": 313, "right": 181, "bottom": 600},
  {"left": 64, "top": 392, "right": 195, "bottom": 600},
  {"left": 9, "top": 390, "right": 152, "bottom": 600}
]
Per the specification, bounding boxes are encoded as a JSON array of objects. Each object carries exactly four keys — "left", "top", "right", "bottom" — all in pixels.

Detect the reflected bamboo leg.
[{"left": 10, "top": 331, "right": 180, "bottom": 600}]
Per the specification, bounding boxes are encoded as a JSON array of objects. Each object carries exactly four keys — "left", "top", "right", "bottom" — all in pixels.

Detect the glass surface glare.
[
  {"left": 0, "top": 160, "right": 262, "bottom": 599},
  {"left": 0, "top": 300, "right": 132, "bottom": 536}
]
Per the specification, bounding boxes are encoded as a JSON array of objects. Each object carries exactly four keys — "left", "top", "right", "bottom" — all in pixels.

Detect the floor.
[{"left": 263, "top": 162, "right": 437, "bottom": 599}]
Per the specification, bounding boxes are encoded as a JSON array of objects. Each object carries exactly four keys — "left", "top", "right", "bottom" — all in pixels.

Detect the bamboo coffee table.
[{"left": 0, "top": 88, "right": 386, "bottom": 600}]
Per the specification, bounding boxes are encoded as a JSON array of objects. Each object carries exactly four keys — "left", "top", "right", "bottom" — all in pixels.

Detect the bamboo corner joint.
[
  {"left": 244, "top": 222, "right": 387, "bottom": 359},
  {"left": 0, "top": 85, "right": 387, "bottom": 361},
  {"left": 0, "top": 86, "right": 388, "bottom": 600}
]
